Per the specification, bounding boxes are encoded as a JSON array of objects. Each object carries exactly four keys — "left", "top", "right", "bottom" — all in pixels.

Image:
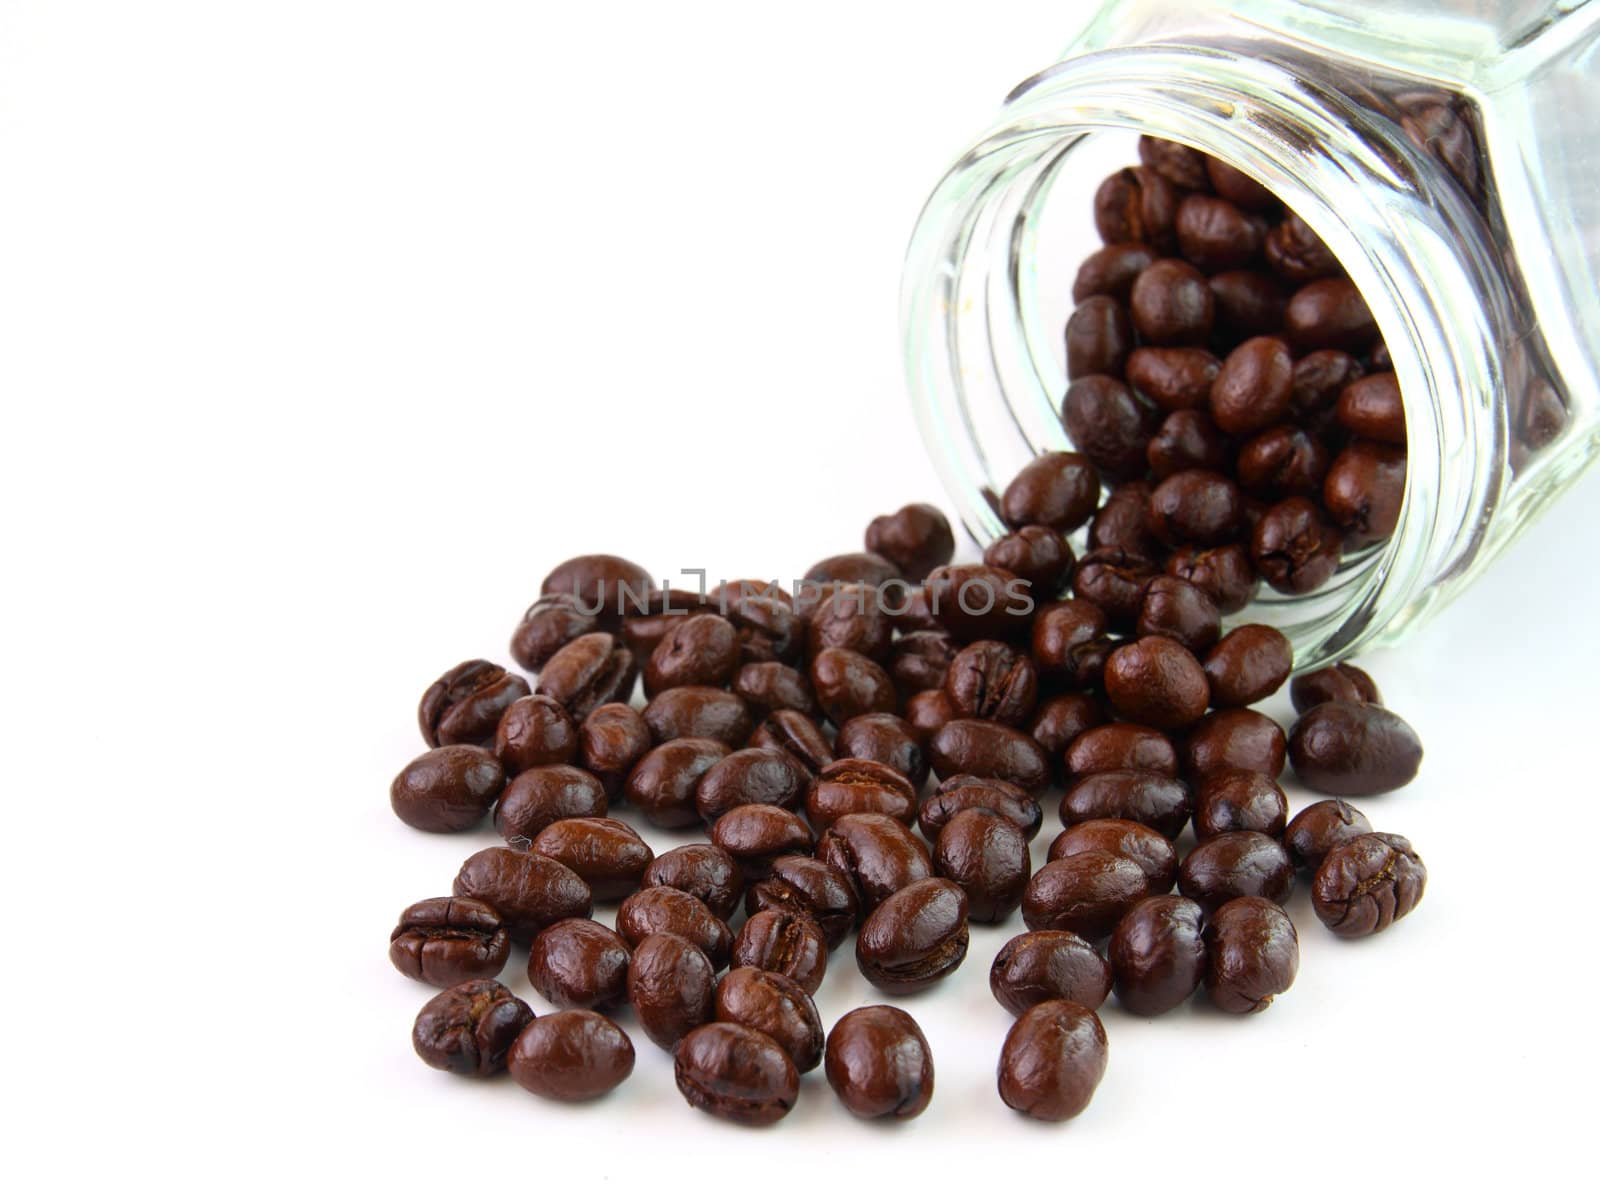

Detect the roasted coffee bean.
[
  {"left": 928, "top": 718, "right": 1050, "bottom": 792},
  {"left": 420, "top": 660, "right": 532, "bottom": 749},
  {"left": 1022, "top": 853, "right": 1149, "bottom": 940},
  {"left": 984, "top": 526, "right": 1075, "bottom": 594},
  {"left": 577, "top": 703, "right": 650, "bottom": 797},
  {"left": 1088, "top": 482, "right": 1162, "bottom": 558},
  {"left": 1147, "top": 409, "right": 1233, "bottom": 479},
  {"left": 748, "top": 709, "right": 834, "bottom": 775},
  {"left": 1030, "top": 693, "right": 1108, "bottom": 761},
  {"left": 644, "top": 614, "right": 739, "bottom": 697},
  {"left": 824, "top": 1006, "right": 935, "bottom": 1120},
  {"left": 1184, "top": 708, "right": 1288, "bottom": 780},
  {"left": 1138, "top": 135, "right": 1209, "bottom": 189},
  {"left": 818, "top": 813, "right": 934, "bottom": 911},
  {"left": 642, "top": 687, "right": 752, "bottom": 747},
  {"left": 1290, "top": 662, "right": 1382, "bottom": 712},
  {"left": 808, "top": 583, "right": 893, "bottom": 663},
  {"left": 536, "top": 632, "right": 637, "bottom": 723},
  {"left": 732, "top": 659, "right": 819, "bottom": 717},
  {"left": 453, "top": 847, "right": 593, "bottom": 945},
  {"left": 1104, "top": 636, "right": 1211, "bottom": 731},
  {"left": 1065, "top": 723, "right": 1181, "bottom": 782},
  {"left": 1047, "top": 818, "right": 1178, "bottom": 894},
  {"left": 507, "top": 1010, "right": 634, "bottom": 1102},
  {"left": 1201, "top": 624, "right": 1292, "bottom": 707},
  {"left": 990, "top": 930, "right": 1112, "bottom": 1016},
  {"left": 1069, "top": 554, "right": 1154, "bottom": 639},
  {"left": 1178, "top": 832, "right": 1294, "bottom": 912},
  {"left": 1288, "top": 701, "right": 1423, "bottom": 794},
  {"left": 1136, "top": 576, "right": 1221, "bottom": 654},
  {"left": 717, "top": 580, "right": 804, "bottom": 666},
  {"left": 810, "top": 647, "right": 898, "bottom": 725},
  {"left": 1203, "top": 896, "right": 1298, "bottom": 1013},
  {"left": 628, "top": 932, "right": 716, "bottom": 1051},
  {"left": 494, "top": 695, "right": 579, "bottom": 775},
  {"left": 1336, "top": 372, "right": 1405, "bottom": 443},
  {"left": 715, "top": 968, "right": 824, "bottom": 1072},
  {"left": 530, "top": 817, "right": 653, "bottom": 900},
  {"left": 1060, "top": 769, "right": 1191, "bottom": 840},
  {"left": 1126, "top": 347, "right": 1222, "bottom": 413},
  {"left": 1148, "top": 470, "right": 1244, "bottom": 547},
  {"left": 709, "top": 805, "right": 814, "bottom": 878},
  {"left": 695, "top": 747, "right": 812, "bottom": 823},
  {"left": 1286, "top": 277, "right": 1377, "bottom": 353},
  {"left": 924, "top": 563, "right": 1036, "bottom": 642},
  {"left": 1073, "top": 241, "right": 1161, "bottom": 303},
  {"left": 904, "top": 689, "right": 957, "bottom": 744},
  {"left": 1065, "top": 295, "right": 1135, "bottom": 379},
  {"left": 1252, "top": 496, "right": 1343, "bottom": 593},
  {"left": 944, "top": 640, "right": 1039, "bottom": 729},
  {"left": 624, "top": 739, "right": 730, "bottom": 829},
  {"left": 745, "top": 854, "right": 860, "bottom": 949},
  {"left": 1291, "top": 348, "right": 1365, "bottom": 428},
  {"left": 643, "top": 843, "right": 744, "bottom": 920},
  {"left": 495, "top": 764, "right": 608, "bottom": 847},
  {"left": 1312, "top": 832, "right": 1427, "bottom": 937},
  {"left": 805, "top": 758, "right": 919, "bottom": 831},
  {"left": 1130, "top": 258, "right": 1214, "bottom": 346},
  {"left": 1193, "top": 771, "right": 1289, "bottom": 840},
  {"left": 526, "top": 918, "right": 630, "bottom": 1011},
  {"left": 1400, "top": 95, "right": 1482, "bottom": 194},
  {"left": 734, "top": 910, "right": 828, "bottom": 994},
  {"left": 617, "top": 886, "right": 733, "bottom": 968},
  {"left": 889, "top": 631, "right": 961, "bottom": 698},
  {"left": 1283, "top": 799, "right": 1373, "bottom": 872},
  {"left": 1175, "top": 193, "right": 1266, "bottom": 272},
  {"left": 411, "top": 980, "right": 533, "bottom": 1077},
  {"left": 1167, "top": 543, "right": 1258, "bottom": 613},
  {"left": 856, "top": 877, "right": 970, "bottom": 994},
  {"left": 1265, "top": 210, "right": 1341, "bottom": 283},
  {"left": 1093, "top": 165, "right": 1178, "bottom": 250},
  {"left": 1000, "top": 452, "right": 1101, "bottom": 533},
  {"left": 391, "top": 746, "right": 506, "bottom": 833},
  {"left": 801, "top": 553, "right": 906, "bottom": 608},
  {"left": 511, "top": 593, "right": 600, "bottom": 674},
  {"left": 933, "top": 809, "right": 1030, "bottom": 923},
  {"left": 1209, "top": 269, "right": 1288, "bottom": 341},
  {"left": 1324, "top": 441, "right": 1407, "bottom": 543},
  {"left": 389, "top": 897, "right": 511, "bottom": 987},
  {"left": 1031, "top": 598, "right": 1110, "bottom": 682},
  {"left": 865, "top": 503, "right": 955, "bottom": 583},
  {"left": 622, "top": 589, "right": 717, "bottom": 664},
  {"left": 1205, "top": 158, "right": 1276, "bottom": 210},
  {"left": 1108, "top": 895, "right": 1207, "bottom": 1016},
  {"left": 834, "top": 716, "right": 928, "bottom": 788},
  {"left": 1236, "top": 425, "right": 1330, "bottom": 499},
  {"left": 541, "top": 554, "right": 654, "bottom": 628},
  {"left": 997, "top": 1000, "right": 1108, "bottom": 1122},
  {"left": 675, "top": 1022, "right": 800, "bottom": 1127}
]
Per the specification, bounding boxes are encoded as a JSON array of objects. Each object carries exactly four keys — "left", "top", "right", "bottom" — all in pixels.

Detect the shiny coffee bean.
[
  {"left": 673, "top": 1022, "right": 800, "bottom": 1126},
  {"left": 1000, "top": 452, "right": 1101, "bottom": 532},
  {"left": 1283, "top": 799, "right": 1372, "bottom": 872},
  {"left": 1089, "top": 481, "right": 1162, "bottom": 557},
  {"left": 642, "top": 843, "right": 744, "bottom": 920},
  {"left": 1209, "top": 269, "right": 1288, "bottom": 341},
  {"left": 984, "top": 526, "right": 1075, "bottom": 595},
  {"left": 411, "top": 979, "right": 533, "bottom": 1077},
  {"left": 745, "top": 854, "right": 860, "bottom": 949},
  {"left": 1336, "top": 372, "right": 1406, "bottom": 443},
  {"left": 1201, "top": 624, "right": 1292, "bottom": 708},
  {"left": 1184, "top": 708, "right": 1288, "bottom": 780},
  {"left": 1065, "top": 295, "right": 1135, "bottom": 379},
  {"left": 1252, "top": 496, "right": 1343, "bottom": 594},
  {"left": 642, "top": 686, "right": 752, "bottom": 747},
  {"left": 616, "top": 886, "right": 734, "bottom": 968},
  {"left": 419, "top": 659, "right": 531, "bottom": 748},
  {"left": 1148, "top": 470, "right": 1244, "bottom": 547},
  {"left": 918, "top": 775, "right": 1042, "bottom": 843},
  {"left": 997, "top": 1000, "right": 1108, "bottom": 1122},
  {"left": 1047, "top": 818, "right": 1177, "bottom": 894},
  {"left": 1136, "top": 575, "right": 1221, "bottom": 654},
  {"left": 1131, "top": 258, "right": 1215, "bottom": 346},
  {"left": 1031, "top": 599, "right": 1110, "bottom": 683},
  {"left": 622, "top": 589, "right": 716, "bottom": 664},
  {"left": 628, "top": 932, "right": 716, "bottom": 1051},
  {"left": 889, "top": 631, "right": 960, "bottom": 698},
  {"left": 718, "top": 580, "right": 804, "bottom": 665},
  {"left": 924, "top": 564, "right": 1037, "bottom": 642},
  {"left": 494, "top": 694, "right": 579, "bottom": 775},
  {"left": 507, "top": 1010, "right": 634, "bottom": 1102},
  {"left": 709, "top": 805, "right": 814, "bottom": 879},
  {"left": 865, "top": 502, "right": 955, "bottom": 583},
  {"left": 944, "top": 640, "right": 1039, "bottom": 729},
  {"left": 389, "top": 897, "right": 511, "bottom": 988},
  {"left": 1290, "top": 662, "right": 1382, "bottom": 712},
  {"left": 577, "top": 703, "right": 651, "bottom": 798},
  {"left": 835, "top": 715, "right": 927, "bottom": 787},
  {"left": 526, "top": 918, "right": 630, "bottom": 1011},
  {"left": 530, "top": 817, "right": 653, "bottom": 901},
  {"left": 1108, "top": 895, "right": 1207, "bottom": 1016},
  {"left": 824, "top": 1006, "right": 935, "bottom": 1120},
  {"left": 933, "top": 809, "right": 1030, "bottom": 923},
  {"left": 1193, "top": 771, "right": 1288, "bottom": 840},
  {"left": 1147, "top": 409, "right": 1233, "bottom": 479},
  {"left": 1094, "top": 165, "right": 1178, "bottom": 250},
  {"left": 536, "top": 632, "right": 637, "bottom": 723},
  {"left": 1060, "top": 769, "right": 1191, "bottom": 840},
  {"left": 1324, "top": 441, "right": 1407, "bottom": 543},
  {"left": 695, "top": 747, "right": 812, "bottom": 823},
  {"left": 1206, "top": 158, "right": 1277, "bottom": 210},
  {"left": 1022, "top": 853, "right": 1149, "bottom": 941},
  {"left": 1178, "top": 832, "right": 1294, "bottom": 912},
  {"left": 1312, "top": 832, "right": 1427, "bottom": 937},
  {"left": 1292, "top": 349, "right": 1366, "bottom": 422},
  {"left": 1286, "top": 278, "right": 1377, "bottom": 354},
  {"left": 1211, "top": 336, "right": 1293, "bottom": 434},
  {"left": 1176, "top": 193, "right": 1266, "bottom": 272},
  {"left": 748, "top": 708, "right": 834, "bottom": 775},
  {"left": 1265, "top": 210, "right": 1341, "bottom": 283},
  {"left": 624, "top": 739, "right": 729, "bottom": 829},
  {"left": 1126, "top": 347, "right": 1221, "bottom": 413},
  {"left": 1065, "top": 723, "right": 1181, "bottom": 782},
  {"left": 805, "top": 758, "right": 918, "bottom": 831},
  {"left": 1104, "top": 636, "right": 1211, "bottom": 731},
  {"left": 511, "top": 593, "right": 599, "bottom": 674},
  {"left": 903, "top": 689, "right": 957, "bottom": 744},
  {"left": 390, "top": 746, "right": 506, "bottom": 833},
  {"left": 1139, "top": 135, "right": 1210, "bottom": 188},
  {"left": 1237, "top": 425, "right": 1330, "bottom": 499},
  {"left": 643, "top": 614, "right": 739, "bottom": 697},
  {"left": 855, "top": 877, "right": 970, "bottom": 995},
  {"left": 928, "top": 718, "right": 1050, "bottom": 792},
  {"left": 801, "top": 553, "right": 906, "bottom": 610},
  {"left": 495, "top": 764, "right": 608, "bottom": 848},
  {"left": 1203, "top": 896, "right": 1299, "bottom": 1014},
  {"left": 1074, "top": 241, "right": 1161, "bottom": 303},
  {"left": 808, "top": 583, "right": 894, "bottom": 663},
  {"left": 1030, "top": 693, "right": 1108, "bottom": 761},
  {"left": 715, "top": 968, "right": 824, "bottom": 1072},
  {"left": 810, "top": 647, "right": 898, "bottom": 725},
  {"left": 990, "top": 930, "right": 1112, "bottom": 1016},
  {"left": 818, "top": 813, "right": 934, "bottom": 912},
  {"left": 453, "top": 847, "right": 594, "bottom": 945},
  {"left": 1167, "top": 543, "right": 1258, "bottom": 613},
  {"left": 1288, "top": 701, "right": 1422, "bottom": 794},
  {"left": 540, "top": 554, "right": 654, "bottom": 627},
  {"left": 733, "top": 910, "right": 828, "bottom": 995}
]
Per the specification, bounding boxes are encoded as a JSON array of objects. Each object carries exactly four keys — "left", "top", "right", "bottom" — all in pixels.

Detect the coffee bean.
[
  {"left": 1138, "top": 135, "right": 1210, "bottom": 189},
  {"left": 918, "top": 775, "right": 1042, "bottom": 843},
  {"left": 526, "top": 918, "right": 630, "bottom": 1011},
  {"left": 1324, "top": 441, "right": 1406, "bottom": 543},
  {"left": 675, "top": 1023, "right": 800, "bottom": 1126},
  {"left": 411, "top": 979, "right": 533, "bottom": 1077},
  {"left": 717, "top": 580, "right": 804, "bottom": 665},
  {"left": 1203, "top": 896, "right": 1299, "bottom": 1013},
  {"left": 642, "top": 843, "right": 744, "bottom": 920},
  {"left": 1030, "top": 692, "right": 1108, "bottom": 761},
  {"left": 644, "top": 613, "right": 740, "bottom": 696},
  {"left": 1108, "top": 895, "right": 1207, "bottom": 1015},
  {"left": 1131, "top": 258, "right": 1215, "bottom": 346},
  {"left": 733, "top": 910, "right": 828, "bottom": 994},
  {"left": 1283, "top": 799, "right": 1372, "bottom": 872},
  {"left": 1147, "top": 409, "right": 1233, "bottom": 479},
  {"left": 805, "top": 758, "right": 918, "bottom": 831},
  {"left": 904, "top": 689, "right": 957, "bottom": 743},
  {"left": 1205, "top": 158, "right": 1276, "bottom": 210},
  {"left": 1209, "top": 269, "right": 1288, "bottom": 341},
  {"left": 1094, "top": 165, "right": 1178, "bottom": 249},
  {"left": 856, "top": 877, "right": 970, "bottom": 994},
  {"left": 642, "top": 686, "right": 752, "bottom": 747},
  {"left": 989, "top": 930, "right": 1112, "bottom": 1015},
  {"left": 943, "top": 640, "right": 1040, "bottom": 730},
  {"left": 530, "top": 817, "right": 653, "bottom": 901},
  {"left": 984, "top": 525, "right": 1075, "bottom": 594},
  {"left": 715, "top": 967, "right": 824, "bottom": 1072},
  {"left": 1126, "top": 347, "right": 1222, "bottom": 413},
  {"left": 802, "top": 553, "right": 906, "bottom": 607},
  {"left": 511, "top": 594, "right": 600, "bottom": 674},
  {"left": 1104, "top": 636, "right": 1211, "bottom": 730},
  {"left": 1065, "top": 295, "right": 1135, "bottom": 379},
  {"left": 1047, "top": 818, "right": 1178, "bottom": 894},
  {"left": 1167, "top": 543, "right": 1259, "bottom": 613},
  {"left": 808, "top": 583, "right": 894, "bottom": 663},
  {"left": 933, "top": 809, "right": 1030, "bottom": 923},
  {"left": 1148, "top": 470, "right": 1244, "bottom": 547},
  {"left": 1290, "top": 662, "right": 1382, "bottom": 712},
  {"left": 1088, "top": 482, "right": 1162, "bottom": 559},
  {"left": 1136, "top": 575, "right": 1222, "bottom": 654},
  {"left": 708, "top": 804, "right": 814, "bottom": 878},
  {"left": 1286, "top": 278, "right": 1377, "bottom": 353},
  {"left": 833, "top": 716, "right": 928, "bottom": 788},
  {"left": 1031, "top": 598, "right": 1110, "bottom": 683},
  {"left": 1236, "top": 425, "right": 1331, "bottom": 499},
  {"left": 997, "top": 1000, "right": 1108, "bottom": 1122},
  {"left": 695, "top": 747, "right": 812, "bottom": 823},
  {"left": 1312, "top": 832, "right": 1426, "bottom": 937},
  {"left": 810, "top": 647, "right": 898, "bottom": 725},
  {"left": 1073, "top": 242, "right": 1160, "bottom": 303},
  {"left": 1206, "top": 336, "right": 1292, "bottom": 435},
  {"left": 628, "top": 932, "right": 716, "bottom": 1051},
  {"left": 1064, "top": 723, "right": 1180, "bottom": 782},
  {"left": 536, "top": 632, "right": 637, "bottom": 723},
  {"left": 1251, "top": 495, "right": 1343, "bottom": 593},
  {"left": 453, "top": 847, "right": 594, "bottom": 945},
  {"left": 495, "top": 764, "right": 608, "bottom": 847},
  {"left": 389, "top": 897, "right": 511, "bottom": 987},
  {"left": 1288, "top": 701, "right": 1422, "bottom": 794},
  {"left": 1336, "top": 372, "right": 1405, "bottom": 443},
  {"left": 928, "top": 718, "right": 1050, "bottom": 792},
  {"left": 824, "top": 1006, "right": 935, "bottom": 1120},
  {"left": 818, "top": 813, "right": 934, "bottom": 911},
  {"left": 889, "top": 631, "right": 960, "bottom": 698},
  {"left": 1176, "top": 194, "right": 1266, "bottom": 272},
  {"left": 1060, "top": 769, "right": 1191, "bottom": 840},
  {"left": 507, "top": 1010, "right": 634, "bottom": 1102},
  {"left": 1000, "top": 452, "right": 1101, "bottom": 532},
  {"left": 1022, "top": 853, "right": 1149, "bottom": 940},
  {"left": 390, "top": 746, "right": 505, "bottom": 833},
  {"left": 616, "top": 886, "right": 733, "bottom": 968},
  {"left": 865, "top": 503, "right": 955, "bottom": 583},
  {"left": 924, "top": 563, "right": 1036, "bottom": 641},
  {"left": 622, "top": 589, "right": 717, "bottom": 664},
  {"left": 745, "top": 854, "right": 860, "bottom": 949},
  {"left": 1193, "top": 770, "right": 1289, "bottom": 839},
  {"left": 420, "top": 660, "right": 532, "bottom": 749},
  {"left": 624, "top": 739, "right": 730, "bottom": 829},
  {"left": 1184, "top": 708, "right": 1288, "bottom": 780},
  {"left": 1265, "top": 210, "right": 1341, "bottom": 283},
  {"left": 748, "top": 709, "right": 834, "bottom": 775},
  {"left": 1201, "top": 624, "right": 1292, "bottom": 707},
  {"left": 576, "top": 703, "right": 651, "bottom": 797},
  {"left": 1178, "top": 832, "right": 1294, "bottom": 912},
  {"left": 493, "top": 694, "right": 579, "bottom": 775},
  {"left": 540, "top": 554, "right": 654, "bottom": 628}
]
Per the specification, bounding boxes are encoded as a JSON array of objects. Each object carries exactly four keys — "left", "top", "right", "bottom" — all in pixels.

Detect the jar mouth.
[{"left": 901, "top": 45, "right": 1508, "bottom": 665}]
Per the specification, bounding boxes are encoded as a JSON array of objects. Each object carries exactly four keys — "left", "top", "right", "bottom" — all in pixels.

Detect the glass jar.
[{"left": 901, "top": 0, "right": 1600, "bottom": 663}]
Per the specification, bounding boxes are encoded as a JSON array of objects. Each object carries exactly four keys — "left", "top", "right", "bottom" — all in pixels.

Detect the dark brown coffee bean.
[
  {"left": 643, "top": 843, "right": 744, "bottom": 920},
  {"left": 928, "top": 718, "right": 1050, "bottom": 793},
  {"left": 1104, "top": 636, "right": 1211, "bottom": 731},
  {"left": 1290, "top": 663, "right": 1382, "bottom": 712},
  {"left": 1265, "top": 210, "right": 1341, "bottom": 283},
  {"left": 904, "top": 689, "right": 957, "bottom": 744},
  {"left": 1335, "top": 371, "right": 1405, "bottom": 443},
  {"left": 1139, "top": 135, "right": 1210, "bottom": 188},
  {"left": 1131, "top": 258, "right": 1214, "bottom": 345},
  {"left": 1203, "top": 896, "right": 1298, "bottom": 1013},
  {"left": 389, "top": 897, "right": 510, "bottom": 987},
  {"left": 1324, "top": 441, "right": 1407, "bottom": 543},
  {"left": 1237, "top": 426, "right": 1329, "bottom": 500},
  {"left": 1022, "top": 853, "right": 1149, "bottom": 940},
  {"left": 495, "top": 763, "right": 608, "bottom": 847},
  {"left": 810, "top": 647, "right": 898, "bottom": 726},
  {"left": 1136, "top": 575, "right": 1221, "bottom": 654},
  {"left": 817, "top": 813, "right": 934, "bottom": 912},
  {"left": 1031, "top": 599, "right": 1109, "bottom": 682},
  {"left": 1193, "top": 771, "right": 1288, "bottom": 840},
  {"left": 943, "top": 640, "right": 1039, "bottom": 729},
  {"left": 1167, "top": 543, "right": 1258, "bottom": 613},
  {"left": 998, "top": 1000, "right": 1108, "bottom": 1122},
  {"left": 1108, "top": 895, "right": 1207, "bottom": 1016},
  {"left": 1093, "top": 165, "right": 1178, "bottom": 249},
  {"left": 1147, "top": 409, "right": 1233, "bottom": 479},
  {"left": 834, "top": 717, "right": 927, "bottom": 788},
  {"left": 1209, "top": 269, "right": 1288, "bottom": 342},
  {"left": 622, "top": 589, "right": 717, "bottom": 664},
  {"left": 628, "top": 932, "right": 716, "bottom": 1051},
  {"left": 1126, "top": 347, "right": 1221, "bottom": 413},
  {"left": 1400, "top": 95, "right": 1482, "bottom": 194},
  {"left": 1252, "top": 496, "right": 1343, "bottom": 593},
  {"left": 1201, "top": 625, "right": 1292, "bottom": 708},
  {"left": 1185, "top": 708, "right": 1288, "bottom": 780},
  {"left": 1088, "top": 482, "right": 1161, "bottom": 559},
  {"left": 1179, "top": 832, "right": 1293, "bottom": 912},
  {"left": 715, "top": 968, "right": 824, "bottom": 1072},
  {"left": 889, "top": 631, "right": 960, "bottom": 698},
  {"left": 1205, "top": 158, "right": 1276, "bottom": 210},
  {"left": 1065, "top": 723, "right": 1181, "bottom": 782},
  {"left": 733, "top": 910, "right": 827, "bottom": 994},
  {"left": 453, "top": 847, "right": 594, "bottom": 945},
  {"left": 824, "top": 1006, "right": 934, "bottom": 1120},
  {"left": 695, "top": 747, "right": 812, "bottom": 823},
  {"left": 717, "top": 580, "right": 804, "bottom": 666},
  {"left": 1175, "top": 194, "right": 1266, "bottom": 272},
  {"left": 536, "top": 632, "right": 637, "bottom": 723},
  {"left": 918, "top": 775, "right": 1042, "bottom": 843},
  {"left": 748, "top": 708, "right": 834, "bottom": 775},
  {"left": 642, "top": 687, "right": 751, "bottom": 747},
  {"left": 577, "top": 703, "right": 650, "bottom": 797},
  {"left": 507, "top": 1009, "right": 634, "bottom": 1102},
  {"left": 511, "top": 594, "right": 600, "bottom": 674},
  {"left": 984, "top": 526, "right": 1075, "bottom": 595},
  {"left": 933, "top": 809, "right": 1030, "bottom": 923},
  {"left": 625, "top": 739, "right": 729, "bottom": 830},
  {"left": 924, "top": 564, "right": 1036, "bottom": 642},
  {"left": 1060, "top": 769, "right": 1191, "bottom": 840},
  {"left": 1286, "top": 278, "right": 1377, "bottom": 353},
  {"left": 1030, "top": 693, "right": 1108, "bottom": 761},
  {"left": 1210, "top": 336, "right": 1293, "bottom": 434},
  {"left": 617, "top": 886, "right": 734, "bottom": 968},
  {"left": 802, "top": 553, "right": 906, "bottom": 607},
  {"left": 709, "top": 805, "right": 814, "bottom": 878},
  {"left": 1065, "top": 295, "right": 1134, "bottom": 380},
  {"left": 540, "top": 554, "right": 655, "bottom": 628},
  {"left": 526, "top": 918, "right": 630, "bottom": 1010},
  {"left": 411, "top": 979, "right": 533, "bottom": 1077},
  {"left": 644, "top": 614, "right": 739, "bottom": 697},
  {"left": 990, "top": 930, "right": 1112, "bottom": 1016},
  {"left": 745, "top": 854, "right": 860, "bottom": 949},
  {"left": 1073, "top": 241, "right": 1160, "bottom": 303},
  {"left": 856, "top": 877, "right": 970, "bottom": 994},
  {"left": 1283, "top": 799, "right": 1373, "bottom": 873},
  {"left": 1047, "top": 818, "right": 1177, "bottom": 894},
  {"left": 1070, "top": 548, "right": 1157, "bottom": 632},
  {"left": 1000, "top": 452, "right": 1101, "bottom": 532},
  {"left": 530, "top": 817, "right": 653, "bottom": 901},
  {"left": 390, "top": 746, "right": 506, "bottom": 833},
  {"left": 420, "top": 660, "right": 532, "bottom": 749},
  {"left": 1291, "top": 349, "right": 1366, "bottom": 423},
  {"left": 805, "top": 758, "right": 919, "bottom": 831},
  {"left": 865, "top": 502, "right": 955, "bottom": 583},
  {"left": 1312, "top": 832, "right": 1426, "bottom": 937},
  {"left": 1288, "top": 701, "right": 1423, "bottom": 794},
  {"left": 492, "top": 694, "right": 579, "bottom": 775},
  {"left": 1148, "top": 470, "right": 1244, "bottom": 547},
  {"left": 807, "top": 583, "right": 894, "bottom": 663}
]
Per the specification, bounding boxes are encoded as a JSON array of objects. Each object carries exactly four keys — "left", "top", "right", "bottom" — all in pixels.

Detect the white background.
[{"left": 2, "top": 2, "right": 1596, "bottom": 1180}]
